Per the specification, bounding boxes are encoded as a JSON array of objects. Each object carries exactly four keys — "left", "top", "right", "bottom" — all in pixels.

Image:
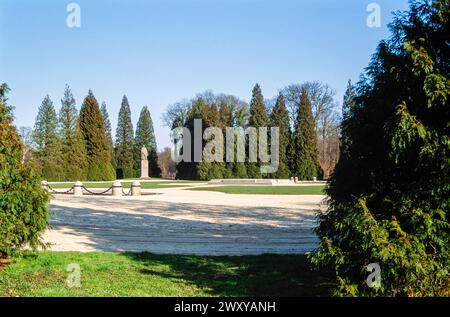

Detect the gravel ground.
[{"left": 43, "top": 186, "right": 327, "bottom": 255}]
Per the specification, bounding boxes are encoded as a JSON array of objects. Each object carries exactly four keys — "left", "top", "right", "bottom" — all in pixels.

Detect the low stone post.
[
  {"left": 112, "top": 180, "right": 123, "bottom": 197},
  {"left": 313, "top": 177, "right": 317, "bottom": 182},
  {"left": 41, "top": 180, "right": 49, "bottom": 192},
  {"left": 131, "top": 181, "right": 141, "bottom": 196},
  {"left": 73, "top": 181, "right": 83, "bottom": 196},
  {"left": 294, "top": 177, "right": 299, "bottom": 183}
]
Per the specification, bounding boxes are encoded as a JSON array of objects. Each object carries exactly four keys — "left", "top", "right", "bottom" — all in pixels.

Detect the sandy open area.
[{"left": 43, "top": 186, "right": 327, "bottom": 255}]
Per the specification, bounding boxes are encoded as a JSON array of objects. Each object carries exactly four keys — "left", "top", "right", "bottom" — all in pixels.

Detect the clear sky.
[{"left": 1, "top": 0, "right": 410, "bottom": 149}]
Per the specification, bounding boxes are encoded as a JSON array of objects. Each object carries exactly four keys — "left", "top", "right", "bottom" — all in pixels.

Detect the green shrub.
[{"left": 0, "top": 84, "right": 50, "bottom": 257}]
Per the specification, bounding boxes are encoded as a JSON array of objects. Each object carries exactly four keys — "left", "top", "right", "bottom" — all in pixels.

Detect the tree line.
[
  {"left": 163, "top": 82, "right": 342, "bottom": 180},
  {"left": 27, "top": 85, "right": 160, "bottom": 181}
]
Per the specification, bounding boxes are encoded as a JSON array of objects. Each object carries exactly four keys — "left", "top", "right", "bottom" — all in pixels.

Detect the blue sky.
[{"left": 1, "top": 0, "right": 410, "bottom": 148}]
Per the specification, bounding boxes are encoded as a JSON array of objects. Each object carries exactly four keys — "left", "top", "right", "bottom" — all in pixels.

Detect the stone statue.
[
  {"left": 140, "top": 146, "right": 149, "bottom": 178},
  {"left": 141, "top": 146, "right": 148, "bottom": 161}
]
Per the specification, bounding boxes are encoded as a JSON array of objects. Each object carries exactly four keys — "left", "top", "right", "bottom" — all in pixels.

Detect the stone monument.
[{"left": 140, "top": 146, "right": 149, "bottom": 179}]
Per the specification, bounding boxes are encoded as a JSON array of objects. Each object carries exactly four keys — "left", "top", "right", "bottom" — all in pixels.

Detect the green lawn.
[
  {"left": 49, "top": 180, "right": 204, "bottom": 190},
  {"left": 0, "top": 251, "right": 333, "bottom": 297},
  {"left": 189, "top": 185, "right": 326, "bottom": 195}
]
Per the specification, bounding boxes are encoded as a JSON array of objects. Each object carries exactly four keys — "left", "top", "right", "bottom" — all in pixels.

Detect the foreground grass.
[
  {"left": 189, "top": 185, "right": 326, "bottom": 195},
  {"left": 0, "top": 251, "right": 334, "bottom": 297},
  {"left": 49, "top": 180, "right": 204, "bottom": 189}
]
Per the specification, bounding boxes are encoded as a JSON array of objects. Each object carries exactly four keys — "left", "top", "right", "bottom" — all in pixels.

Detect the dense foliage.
[
  {"left": 134, "top": 106, "right": 160, "bottom": 177},
  {"left": 0, "top": 84, "right": 50, "bottom": 257},
  {"left": 115, "top": 95, "right": 135, "bottom": 179},
  {"left": 169, "top": 92, "right": 250, "bottom": 180},
  {"left": 79, "top": 91, "right": 115, "bottom": 181},
  {"left": 311, "top": 0, "right": 449, "bottom": 296},
  {"left": 58, "top": 84, "right": 88, "bottom": 181},
  {"left": 292, "top": 89, "right": 319, "bottom": 180},
  {"left": 270, "top": 94, "right": 291, "bottom": 179},
  {"left": 101, "top": 101, "right": 116, "bottom": 169},
  {"left": 32, "top": 95, "right": 63, "bottom": 181},
  {"left": 247, "top": 84, "right": 270, "bottom": 179}
]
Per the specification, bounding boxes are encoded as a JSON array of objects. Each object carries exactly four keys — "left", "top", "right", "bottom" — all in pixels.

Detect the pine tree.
[
  {"left": 270, "top": 94, "right": 291, "bottom": 178},
  {"left": 311, "top": 0, "right": 449, "bottom": 296},
  {"left": 79, "top": 90, "right": 115, "bottom": 181},
  {"left": 134, "top": 106, "right": 160, "bottom": 178},
  {"left": 341, "top": 80, "right": 357, "bottom": 154},
  {"left": 101, "top": 102, "right": 113, "bottom": 146},
  {"left": 33, "top": 95, "right": 63, "bottom": 181},
  {"left": 247, "top": 84, "right": 269, "bottom": 179},
  {"left": 342, "top": 80, "right": 356, "bottom": 121},
  {"left": 0, "top": 84, "right": 50, "bottom": 256},
  {"left": 115, "top": 95, "right": 134, "bottom": 179},
  {"left": 101, "top": 101, "right": 115, "bottom": 168},
  {"left": 292, "top": 89, "right": 318, "bottom": 180},
  {"left": 58, "top": 84, "right": 88, "bottom": 181}
]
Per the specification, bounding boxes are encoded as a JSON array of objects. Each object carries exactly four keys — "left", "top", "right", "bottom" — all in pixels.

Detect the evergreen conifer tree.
[
  {"left": 311, "top": 0, "right": 449, "bottom": 296},
  {"left": 115, "top": 95, "right": 134, "bottom": 179},
  {"left": 79, "top": 90, "right": 115, "bottom": 181},
  {"left": 247, "top": 84, "right": 269, "bottom": 178},
  {"left": 134, "top": 106, "right": 160, "bottom": 177},
  {"left": 58, "top": 84, "right": 88, "bottom": 180},
  {"left": 342, "top": 80, "right": 356, "bottom": 121},
  {"left": 0, "top": 84, "right": 50, "bottom": 256},
  {"left": 101, "top": 101, "right": 115, "bottom": 168},
  {"left": 292, "top": 89, "right": 319, "bottom": 180},
  {"left": 270, "top": 94, "right": 291, "bottom": 178},
  {"left": 33, "top": 95, "right": 63, "bottom": 181}
]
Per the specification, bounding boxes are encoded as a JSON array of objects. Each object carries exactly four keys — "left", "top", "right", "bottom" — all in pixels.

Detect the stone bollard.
[
  {"left": 73, "top": 181, "right": 83, "bottom": 196},
  {"left": 131, "top": 181, "right": 141, "bottom": 196},
  {"left": 294, "top": 177, "right": 299, "bottom": 183},
  {"left": 41, "top": 180, "right": 49, "bottom": 192},
  {"left": 289, "top": 177, "right": 294, "bottom": 182},
  {"left": 112, "top": 180, "right": 123, "bottom": 197},
  {"left": 313, "top": 177, "right": 317, "bottom": 182}
]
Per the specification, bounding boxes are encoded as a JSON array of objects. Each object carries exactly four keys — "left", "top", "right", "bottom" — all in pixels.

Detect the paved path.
[{"left": 43, "top": 187, "right": 326, "bottom": 255}]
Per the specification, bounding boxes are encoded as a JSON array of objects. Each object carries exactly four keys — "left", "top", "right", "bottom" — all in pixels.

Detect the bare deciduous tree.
[
  {"left": 18, "top": 126, "right": 34, "bottom": 163},
  {"left": 158, "top": 147, "right": 176, "bottom": 179}
]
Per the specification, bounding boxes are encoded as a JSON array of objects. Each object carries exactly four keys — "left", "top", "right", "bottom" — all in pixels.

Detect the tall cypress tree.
[
  {"left": 33, "top": 95, "right": 63, "bottom": 181},
  {"left": 0, "top": 84, "right": 50, "bottom": 256},
  {"left": 342, "top": 80, "right": 356, "bottom": 121},
  {"left": 101, "top": 101, "right": 115, "bottom": 168},
  {"left": 101, "top": 102, "right": 113, "bottom": 146},
  {"left": 292, "top": 89, "right": 318, "bottom": 180},
  {"left": 247, "top": 84, "right": 269, "bottom": 179},
  {"left": 58, "top": 84, "right": 88, "bottom": 180},
  {"left": 341, "top": 80, "right": 357, "bottom": 154},
  {"left": 79, "top": 90, "right": 115, "bottom": 181},
  {"left": 270, "top": 93, "right": 291, "bottom": 178},
  {"left": 115, "top": 95, "right": 134, "bottom": 179},
  {"left": 134, "top": 106, "right": 160, "bottom": 177}
]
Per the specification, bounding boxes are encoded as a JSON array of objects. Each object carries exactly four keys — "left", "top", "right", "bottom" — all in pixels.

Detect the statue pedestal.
[{"left": 140, "top": 160, "right": 149, "bottom": 179}]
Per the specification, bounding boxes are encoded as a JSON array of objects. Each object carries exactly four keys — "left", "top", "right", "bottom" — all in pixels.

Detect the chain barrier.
[
  {"left": 81, "top": 186, "right": 113, "bottom": 196},
  {"left": 46, "top": 184, "right": 135, "bottom": 196},
  {"left": 47, "top": 185, "right": 75, "bottom": 194},
  {"left": 122, "top": 187, "right": 133, "bottom": 196}
]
